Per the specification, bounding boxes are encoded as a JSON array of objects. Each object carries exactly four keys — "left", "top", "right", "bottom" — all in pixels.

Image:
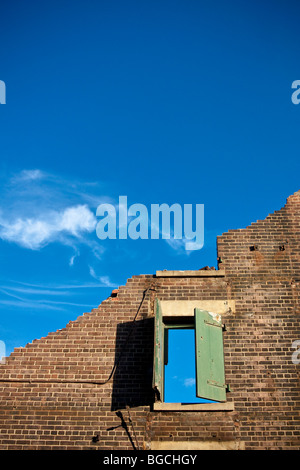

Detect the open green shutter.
[
  {"left": 153, "top": 298, "right": 164, "bottom": 401},
  {"left": 195, "top": 309, "right": 227, "bottom": 402}
]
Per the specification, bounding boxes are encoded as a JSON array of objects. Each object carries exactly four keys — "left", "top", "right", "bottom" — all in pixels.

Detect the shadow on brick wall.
[{"left": 111, "top": 318, "right": 155, "bottom": 411}]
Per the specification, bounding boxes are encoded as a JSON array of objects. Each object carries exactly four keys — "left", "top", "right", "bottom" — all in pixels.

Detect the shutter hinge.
[
  {"left": 204, "top": 320, "right": 227, "bottom": 331},
  {"left": 207, "top": 380, "right": 231, "bottom": 393},
  {"left": 204, "top": 320, "right": 222, "bottom": 328}
]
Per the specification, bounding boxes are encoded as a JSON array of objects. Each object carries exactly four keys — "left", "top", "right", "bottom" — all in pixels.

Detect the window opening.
[{"left": 164, "top": 328, "right": 215, "bottom": 403}]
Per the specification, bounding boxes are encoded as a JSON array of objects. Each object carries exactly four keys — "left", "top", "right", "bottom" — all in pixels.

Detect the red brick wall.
[
  {"left": 217, "top": 190, "right": 300, "bottom": 449},
  {"left": 0, "top": 191, "right": 299, "bottom": 450}
]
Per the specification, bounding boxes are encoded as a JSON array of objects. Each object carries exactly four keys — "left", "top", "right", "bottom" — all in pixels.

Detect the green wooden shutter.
[
  {"left": 153, "top": 298, "right": 164, "bottom": 401},
  {"left": 195, "top": 309, "right": 227, "bottom": 402}
]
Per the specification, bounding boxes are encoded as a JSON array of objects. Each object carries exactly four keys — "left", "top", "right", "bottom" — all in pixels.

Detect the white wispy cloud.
[
  {"left": 0, "top": 278, "right": 119, "bottom": 300},
  {"left": 0, "top": 282, "right": 107, "bottom": 312},
  {"left": 164, "top": 237, "right": 192, "bottom": 255},
  {"left": 69, "top": 253, "right": 78, "bottom": 266},
  {"left": 11, "top": 280, "right": 112, "bottom": 290},
  {"left": 0, "top": 204, "right": 96, "bottom": 250},
  {"left": 10, "top": 169, "right": 45, "bottom": 183},
  {"left": 0, "top": 287, "right": 66, "bottom": 311},
  {"left": 0, "top": 168, "right": 203, "bottom": 259},
  {"left": 0, "top": 298, "right": 95, "bottom": 312},
  {"left": 0, "top": 169, "right": 111, "bottom": 256},
  {"left": 0, "top": 285, "right": 70, "bottom": 296},
  {"left": 183, "top": 377, "right": 196, "bottom": 388},
  {"left": 88, "top": 265, "right": 117, "bottom": 287}
]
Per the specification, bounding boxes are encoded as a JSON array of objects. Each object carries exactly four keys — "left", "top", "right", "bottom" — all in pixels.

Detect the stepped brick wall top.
[{"left": 0, "top": 191, "right": 299, "bottom": 450}]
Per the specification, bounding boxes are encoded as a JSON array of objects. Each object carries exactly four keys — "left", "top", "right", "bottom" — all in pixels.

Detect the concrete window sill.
[{"left": 153, "top": 402, "right": 234, "bottom": 411}]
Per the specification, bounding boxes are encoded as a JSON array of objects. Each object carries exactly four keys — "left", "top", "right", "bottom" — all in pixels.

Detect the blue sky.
[
  {"left": 165, "top": 329, "right": 214, "bottom": 404},
  {"left": 0, "top": 0, "right": 300, "bottom": 360}
]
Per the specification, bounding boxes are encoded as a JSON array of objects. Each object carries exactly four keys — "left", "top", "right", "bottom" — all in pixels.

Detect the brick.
[{"left": 0, "top": 191, "right": 299, "bottom": 450}]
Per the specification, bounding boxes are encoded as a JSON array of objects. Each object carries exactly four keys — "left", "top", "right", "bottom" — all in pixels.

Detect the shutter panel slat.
[
  {"left": 195, "top": 309, "right": 227, "bottom": 402},
  {"left": 153, "top": 299, "right": 164, "bottom": 400}
]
